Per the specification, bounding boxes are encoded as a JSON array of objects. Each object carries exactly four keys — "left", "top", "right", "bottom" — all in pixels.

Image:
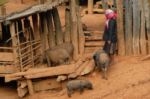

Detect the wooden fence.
[{"left": 117, "top": 0, "right": 150, "bottom": 55}]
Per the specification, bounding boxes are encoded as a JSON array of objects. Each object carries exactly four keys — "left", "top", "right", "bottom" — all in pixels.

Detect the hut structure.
[{"left": 0, "top": 0, "right": 86, "bottom": 97}]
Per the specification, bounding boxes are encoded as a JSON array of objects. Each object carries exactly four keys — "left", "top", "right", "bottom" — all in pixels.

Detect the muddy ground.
[{"left": 1, "top": 1, "right": 150, "bottom": 99}]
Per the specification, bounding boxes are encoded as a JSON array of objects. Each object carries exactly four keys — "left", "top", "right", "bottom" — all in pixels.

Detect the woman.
[{"left": 103, "top": 9, "right": 117, "bottom": 56}]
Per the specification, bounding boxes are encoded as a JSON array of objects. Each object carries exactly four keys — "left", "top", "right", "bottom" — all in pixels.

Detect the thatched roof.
[{"left": 0, "top": 0, "right": 68, "bottom": 22}]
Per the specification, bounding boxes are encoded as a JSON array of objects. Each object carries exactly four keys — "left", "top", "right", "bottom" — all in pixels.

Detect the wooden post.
[
  {"left": 46, "top": 10, "right": 56, "bottom": 48},
  {"left": 143, "top": 0, "right": 150, "bottom": 53},
  {"left": 10, "top": 22, "right": 19, "bottom": 71},
  {"left": 70, "top": 0, "right": 79, "bottom": 60},
  {"left": 39, "top": 13, "right": 48, "bottom": 61},
  {"left": 27, "top": 79, "right": 34, "bottom": 95},
  {"left": 32, "top": 14, "right": 40, "bottom": 40},
  {"left": 140, "top": 0, "right": 147, "bottom": 55},
  {"left": 39, "top": 0, "right": 45, "bottom": 4},
  {"left": 76, "top": 0, "right": 85, "bottom": 56},
  {"left": 52, "top": 8, "right": 63, "bottom": 45},
  {"left": 132, "top": 0, "right": 140, "bottom": 55},
  {"left": 0, "top": 23, "right": 2, "bottom": 40},
  {"left": 116, "top": 0, "right": 125, "bottom": 55},
  {"left": 125, "top": 0, "right": 133, "bottom": 55},
  {"left": 88, "top": 0, "right": 94, "bottom": 14},
  {"left": 64, "top": 6, "right": 71, "bottom": 42}
]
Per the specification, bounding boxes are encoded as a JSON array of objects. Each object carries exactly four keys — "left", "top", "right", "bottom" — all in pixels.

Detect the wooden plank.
[
  {"left": 85, "top": 35, "right": 103, "bottom": 41},
  {"left": 132, "top": 0, "right": 141, "bottom": 55},
  {"left": 116, "top": 0, "right": 125, "bottom": 55},
  {"left": 52, "top": 8, "right": 63, "bottom": 45},
  {"left": 25, "top": 64, "right": 75, "bottom": 79},
  {"left": 33, "top": 78, "right": 62, "bottom": 91},
  {"left": 0, "top": 52, "right": 13, "bottom": 61},
  {"left": 140, "top": 0, "right": 147, "bottom": 55},
  {"left": 5, "top": 64, "right": 76, "bottom": 82},
  {"left": 143, "top": 0, "right": 150, "bottom": 53},
  {"left": 85, "top": 41, "right": 105, "bottom": 47},
  {"left": 81, "top": 59, "right": 95, "bottom": 76},
  {"left": 85, "top": 46, "right": 102, "bottom": 53},
  {"left": 0, "top": 65, "right": 17, "bottom": 74},
  {"left": 125, "top": 0, "right": 133, "bottom": 55}
]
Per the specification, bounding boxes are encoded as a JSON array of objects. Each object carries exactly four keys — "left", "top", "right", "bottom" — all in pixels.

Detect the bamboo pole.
[{"left": 116, "top": 0, "right": 125, "bottom": 55}]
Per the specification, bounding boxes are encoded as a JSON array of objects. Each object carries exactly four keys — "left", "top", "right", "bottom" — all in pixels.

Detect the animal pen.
[
  {"left": 0, "top": 0, "right": 150, "bottom": 98},
  {"left": 0, "top": 0, "right": 86, "bottom": 97}
]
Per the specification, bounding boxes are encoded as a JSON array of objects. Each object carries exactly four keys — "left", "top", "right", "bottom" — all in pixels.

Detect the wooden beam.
[
  {"left": 85, "top": 41, "right": 105, "bottom": 47},
  {"left": 116, "top": 0, "right": 125, "bottom": 55}
]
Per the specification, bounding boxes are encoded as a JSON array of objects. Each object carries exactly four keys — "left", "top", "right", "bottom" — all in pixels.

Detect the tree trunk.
[{"left": 116, "top": 0, "right": 125, "bottom": 55}]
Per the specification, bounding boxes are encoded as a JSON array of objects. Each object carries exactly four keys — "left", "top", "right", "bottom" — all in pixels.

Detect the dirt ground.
[{"left": 1, "top": 1, "right": 150, "bottom": 99}]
